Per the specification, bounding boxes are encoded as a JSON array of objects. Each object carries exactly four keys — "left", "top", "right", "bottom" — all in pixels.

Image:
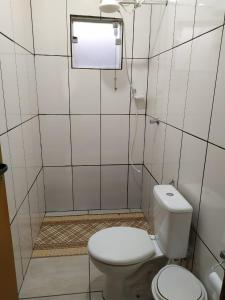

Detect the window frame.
[{"left": 70, "top": 15, "right": 124, "bottom": 70}]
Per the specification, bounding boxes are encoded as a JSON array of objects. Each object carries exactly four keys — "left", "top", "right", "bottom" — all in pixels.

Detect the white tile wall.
[
  {"left": 15, "top": 46, "right": 38, "bottom": 121},
  {"left": 101, "top": 115, "right": 129, "bottom": 164},
  {"left": 178, "top": 133, "right": 207, "bottom": 228},
  {"left": 150, "top": 51, "right": 172, "bottom": 122},
  {"left": 0, "top": 0, "right": 14, "bottom": 38},
  {"left": 142, "top": 167, "right": 157, "bottom": 222},
  {"left": 133, "top": 5, "right": 151, "bottom": 58},
  {"left": 194, "top": 0, "right": 225, "bottom": 37},
  {"left": 44, "top": 167, "right": 73, "bottom": 212},
  {"left": 128, "top": 165, "right": 142, "bottom": 209},
  {"left": 29, "top": 181, "right": 41, "bottom": 243},
  {"left": 129, "top": 115, "right": 145, "bottom": 164},
  {"left": 101, "top": 66, "right": 131, "bottom": 114},
  {"left": 32, "top": 0, "right": 67, "bottom": 55},
  {"left": 73, "top": 166, "right": 100, "bottom": 210},
  {"left": 70, "top": 69, "right": 100, "bottom": 114},
  {"left": 11, "top": 0, "right": 33, "bottom": 52},
  {"left": 36, "top": 56, "right": 69, "bottom": 114},
  {"left": 173, "top": 0, "right": 196, "bottom": 46},
  {"left": 167, "top": 41, "right": 192, "bottom": 129},
  {"left": 71, "top": 115, "right": 100, "bottom": 165},
  {"left": 101, "top": 165, "right": 128, "bottom": 209},
  {"left": 162, "top": 126, "right": 182, "bottom": 185},
  {"left": 144, "top": 117, "right": 166, "bottom": 183},
  {"left": 209, "top": 29, "right": 225, "bottom": 149},
  {"left": 147, "top": 56, "right": 159, "bottom": 116},
  {"left": 8, "top": 125, "right": 28, "bottom": 209},
  {"left": 17, "top": 196, "right": 33, "bottom": 275},
  {"left": 198, "top": 144, "right": 225, "bottom": 261},
  {"left": 36, "top": 170, "right": 45, "bottom": 220},
  {"left": 131, "top": 59, "right": 148, "bottom": 114},
  {"left": 40, "top": 115, "right": 71, "bottom": 166},
  {"left": 183, "top": 28, "right": 222, "bottom": 139},
  {"left": 23, "top": 118, "right": 42, "bottom": 189},
  {"left": 0, "top": 35, "right": 21, "bottom": 129},
  {"left": 0, "top": 70, "right": 7, "bottom": 134}
]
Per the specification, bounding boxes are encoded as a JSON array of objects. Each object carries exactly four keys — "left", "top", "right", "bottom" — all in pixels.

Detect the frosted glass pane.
[{"left": 72, "top": 20, "right": 122, "bottom": 69}]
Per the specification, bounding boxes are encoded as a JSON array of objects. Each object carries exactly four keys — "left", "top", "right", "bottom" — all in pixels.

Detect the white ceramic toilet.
[{"left": 88, "top": 185, "right": 208, "bottom": 300}]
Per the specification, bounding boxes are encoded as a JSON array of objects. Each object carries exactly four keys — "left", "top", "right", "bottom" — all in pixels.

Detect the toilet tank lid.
[{"left": 153, "top": 185, "right": 193, "bottom": 214}]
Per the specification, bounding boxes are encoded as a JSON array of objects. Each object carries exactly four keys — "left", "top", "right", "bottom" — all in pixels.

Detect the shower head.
[{"left": 99, "top": 0, "right": 121, "bottom": 13}]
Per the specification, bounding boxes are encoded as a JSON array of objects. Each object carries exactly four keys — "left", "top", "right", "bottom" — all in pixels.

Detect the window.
[{"left": 70, "top": 16, "right": 123, "bottom": 70}]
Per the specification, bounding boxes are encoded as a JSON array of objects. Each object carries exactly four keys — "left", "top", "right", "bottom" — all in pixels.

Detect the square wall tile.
[
  {"left": 193, "top": 237, "right": 224, "bottom": 300},
  {"left": 44, "top": 167, "right": 73, "bottom": 212},
  {"left": 15, "top": 46, "right": 38, "bottom": 121},
  {"left": 36, "top": 56, "right": 69, "bottom": 114},
  {"left": 184, "top": 28, "right": 222, "bottom": 139},
  {"left": 29, "top": 181, "right": 41, "bottom": 243},
  {"left": 11, "top": 0, "right": 33, "bottom": 52},
  {"left": 101, "top": 115, "right": 129, "bottom": 164},
  {"left": 152, "top": 51, "right": 172, "bottom": 122},
  {"left": 0, "top": 70, "right": 7, "bottom": 135},
  {"left": 0, "top": 133, "right": 16, "bottom": 222},
  {"left": 0, "top": 0, "right": 14, "bottom": 38},
  {"left": 173, "top": 0, "right": 196, "bottom": 46},
  {"left": 131, "top": 59, "right": 148, "bottom": 114},
  {"left": 101, "top": 64, "right": 131, "bottom": 114},
  {"left": 17, "top": 196, "right": 33, "bottom": 275},
  {"left": 8, "top": 125, "right": 28, "bottom": 209},
  {"left": 0, "top": 35, "right": 21, "bottom": 129},
  {"left": 194, "top": 0, "right": 225, "bottom": 37},
  {"left": 10, "top": 218, "right": 23, "bottom": 290},
  {"left": 32, "top": 0, "right": 67, "bottom": 55},
  {"left": 101, "top": 165, "right": 128, "bottom": 209},
  {"left": 162, "top": 126, "right": 182, "bottom": 186},
  {"left": 71, "top": 115, "right": 100, "bottom": 165},
  {"left": 73, "top": 166, "right": 100, "bottom": 210},
  {"left": 128, "top": 165, "right": 142, "bottom": 209},
  {"left": 178, "top": 133, "right": 207, "bottom": 228},
  {"left": 144, "top": 117, "right": 166, "bottom": 183},
  {"left": 147, "top": 56, "right": 159, "bottom": 116},
  {"left": 70, "top": 69, "right": 100, "bottom": 114},
  {"left": 23, "top": 117, "right": 42, "bottom": 189},
  {"left": 40, "top": 115, "right": 71, "bottom": 166},
  {"left": 198, "top": 144, "right": 225, "bottom": 261},
  {"left": 133, "top": 5, "right": 151, "bottom": 58},
  {"left": 129, "top": 115, "right": 145, "bottom": 164},
  {"left": 209, "top": 30, "right": 225, "bottom": 149},
  {"left": 167, "top": 41, "right": 192, "bottom": 129}
]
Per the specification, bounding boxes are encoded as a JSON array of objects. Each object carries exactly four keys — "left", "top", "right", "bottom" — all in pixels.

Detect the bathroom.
[{"left": 0, "top": 0, "right": 225, "bottom": 299}]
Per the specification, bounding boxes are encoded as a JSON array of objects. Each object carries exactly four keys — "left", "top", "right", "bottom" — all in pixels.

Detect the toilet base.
[{"left": 102, "top": 257, "right": 167, "bottom": 300}]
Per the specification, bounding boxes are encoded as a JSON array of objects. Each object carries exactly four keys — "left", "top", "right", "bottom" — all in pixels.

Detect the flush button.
[{"left": 166, "top": 193, "right": 174, "bottom": 197}]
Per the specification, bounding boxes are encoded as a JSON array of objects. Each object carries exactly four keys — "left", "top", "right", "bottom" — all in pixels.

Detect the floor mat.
[{"left": 33, "top": 213, "right": 152, "bottom": 258}]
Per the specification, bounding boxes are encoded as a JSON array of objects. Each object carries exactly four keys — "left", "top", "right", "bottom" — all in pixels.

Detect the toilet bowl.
[
  {"left": 88, "top": 185, "right": 207, "bottom": 300},
  {"left": 152, "top": 264, "right": 207, "bottom": 300}
]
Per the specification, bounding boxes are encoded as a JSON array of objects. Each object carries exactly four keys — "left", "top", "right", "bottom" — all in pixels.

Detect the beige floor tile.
[
  {"left": 46, "top": 211, "right": 88, "bottom": 217},
  {"left": 90, "top": 261, "right": 104, "bottom": 292},
  {"left": 21, "top": 293, "right": 102, "bottom": 300},
  {"left": 89, "top": 209, "right": 130, "bottom": 215},
  {"left": 20, "top": 256, "right": 89, "bottom": 298}
]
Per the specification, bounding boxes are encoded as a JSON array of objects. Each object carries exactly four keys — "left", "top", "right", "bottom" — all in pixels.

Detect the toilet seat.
[
  {"left": 88, "top": 227, "right": 155, "bottom": 266},
  {"left": 152, "top": 265, "right": 207, "bottom": 300}
]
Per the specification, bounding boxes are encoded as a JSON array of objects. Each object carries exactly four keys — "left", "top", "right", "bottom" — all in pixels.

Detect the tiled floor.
[
  {"left": 19, "top": 210, "right": 142, "bottom": 300},
  {"left": 19, "top": 255, "right": 104, "bottom": 300}
]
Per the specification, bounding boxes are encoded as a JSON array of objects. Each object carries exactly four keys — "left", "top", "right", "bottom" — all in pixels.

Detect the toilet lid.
[
  {"left": 155, "top": 265, "right": 205, "bottom": 300},
  {"left": 88, "top": 227, "right": 155, "bottom": 266}
]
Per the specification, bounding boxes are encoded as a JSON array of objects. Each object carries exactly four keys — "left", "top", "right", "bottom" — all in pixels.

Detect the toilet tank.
[{"left": 153, "top": 185, "right": 193, "bottom": 259}]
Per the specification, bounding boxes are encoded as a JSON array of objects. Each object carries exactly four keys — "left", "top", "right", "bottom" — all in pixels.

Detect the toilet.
[{"left": 88, "top": 185, "right": 208, "bottom": 300}]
